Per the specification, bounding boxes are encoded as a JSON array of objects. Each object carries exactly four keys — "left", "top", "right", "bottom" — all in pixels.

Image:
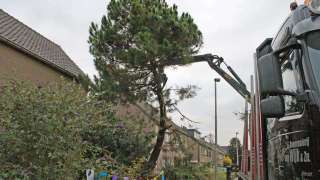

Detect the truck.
[
  {"left": 241, "top": 2, "right": 320, "bottom": 179},
  {"left": 169, "top": 1, "right": 320, "bottom": 179}
]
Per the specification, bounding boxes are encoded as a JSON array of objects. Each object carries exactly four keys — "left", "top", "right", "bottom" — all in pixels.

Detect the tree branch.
[{"left": 173, "top": 105, "right": 200, "bottom": 124}]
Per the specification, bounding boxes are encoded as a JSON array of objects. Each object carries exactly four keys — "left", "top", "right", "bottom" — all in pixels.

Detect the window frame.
[{"left": 280, "top": 50, "right": 305, "bottom": 117}]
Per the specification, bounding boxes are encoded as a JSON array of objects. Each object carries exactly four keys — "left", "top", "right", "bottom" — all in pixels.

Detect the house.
[
  {"left": 0, "top": 9, "right": 83, "bottom": 86},
  {"left": 221, "top": 146, "right": 230, "bottom": 154},
  {"left": 186, "top": 128, "right": 201, "bottom": 139},
  {"left": 179, "top": 126, "right": 225, "bottom": 165},
  {"left": 154, "top": 123, "right": 226, "bottom": 173},
  {"left": 117, "top": 102, "right": 226, "bottom": 174}
]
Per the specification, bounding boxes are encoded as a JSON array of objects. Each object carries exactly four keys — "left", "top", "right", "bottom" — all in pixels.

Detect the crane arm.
[{"left": 166, "top": 54, "right": 251, "bottom": 102}]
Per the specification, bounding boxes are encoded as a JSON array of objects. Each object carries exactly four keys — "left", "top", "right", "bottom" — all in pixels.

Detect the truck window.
[
  {"left": 272, "top": 17, "right": 292, "bottom": 50},
  {"left": 307, "top": 31, "right": 320, "bottom": 92},
  {"left": 281, "top": 53, "right": 304, "bottom": 115}
]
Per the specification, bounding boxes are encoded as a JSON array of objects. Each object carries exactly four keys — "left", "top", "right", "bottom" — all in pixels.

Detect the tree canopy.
[{"left": 88, "top": 0, "right": 202, "bottom": 103}]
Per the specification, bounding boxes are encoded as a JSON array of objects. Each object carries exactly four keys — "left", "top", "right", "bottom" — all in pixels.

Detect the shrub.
[
  {"left": 0, "top": 80, "right": 153, "bottom": 179},
  {"left": 0, "top": 81, "right": 88, "bottom": 179}
]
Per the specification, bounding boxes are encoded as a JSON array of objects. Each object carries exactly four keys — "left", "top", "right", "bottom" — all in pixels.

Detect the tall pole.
[
  {"left": 242, "top": 99, "right": 249, "bottom": 174},
  {"left": 214, "top": 78, "right": 220, "bottom": 180},
  {"left": 236, "top": 132, "right": 239, "bottom": 167}
]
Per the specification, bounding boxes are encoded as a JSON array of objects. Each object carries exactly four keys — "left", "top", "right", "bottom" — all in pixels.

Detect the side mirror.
[
  {"left": 257, "top": 38, "right": 299, "bottom": 96},
  {"left": 261, "top": 96, "right": 285, "bottom": 118},
  {"left": 257, "top": 53, "right": 284, "bottom": 96}
]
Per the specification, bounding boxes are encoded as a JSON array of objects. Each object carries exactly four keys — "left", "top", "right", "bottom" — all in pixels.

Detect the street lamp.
[
  {"left": 214, "top": 78, "right": 220, "bottom": 180},
  {"left": 236, "top": 132, "right": 239, "bottom": 167}
]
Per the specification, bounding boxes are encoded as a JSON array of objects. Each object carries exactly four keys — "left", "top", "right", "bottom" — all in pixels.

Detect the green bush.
[
  {"left": 0, "top": 80, "right": 153, "bottom": 179},
  {"left": 163, "top": 159, "right": 215, "bottom": 180},
  {"left": 0, "top": 81, "right": 87, "bottom": 179}
]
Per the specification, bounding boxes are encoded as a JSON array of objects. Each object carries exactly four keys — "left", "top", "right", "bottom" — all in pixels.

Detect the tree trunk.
[
  {"left": 142, "top": 67, "right": 167, "bottom": 175},
  {"left": 143, "top": 116, "right": 166, "bottom": 173}
]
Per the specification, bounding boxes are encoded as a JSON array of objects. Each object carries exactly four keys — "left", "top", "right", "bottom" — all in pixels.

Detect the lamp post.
[
  {"left": 214, "top": 78, "right": 220, "bottom": 180},
  {"left": 236, "top": 132, "right": 239, "bottom": 167}
]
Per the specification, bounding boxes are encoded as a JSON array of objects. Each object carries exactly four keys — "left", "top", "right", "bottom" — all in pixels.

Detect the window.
[
  {"left": 207, "top": 151, "right": 211, "bottom": 157},
  {"left": 200, "top": 146, "right": 205, "bottom": 154},
  {"left": 272, "top": 17, "right": 292, "bottom": 50},
  {"left": 164, "top": 134, "right": 170, "bottom": 143},
  {"left": 307, "top": 31, "right": 320, "bottom": 92},
  {"left": 281, "top": 52, "right": 303, "bottom": 115}
]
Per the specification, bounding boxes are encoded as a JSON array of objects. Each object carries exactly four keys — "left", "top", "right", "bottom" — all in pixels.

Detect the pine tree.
[
  {"left": 228, "top": 137, "right": 242, "bottom": 166},
  {"left": 87, "top": 0, "right": 203, "bottom": 174}
]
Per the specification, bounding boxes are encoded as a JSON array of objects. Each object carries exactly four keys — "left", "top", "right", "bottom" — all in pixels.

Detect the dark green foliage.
[
  {"left": 227, "top": 137, "right": 242, "bottom": 166},
  {"left": 88, "top": 0, "right": 202, "bottom": 103},
  {"left": 87, "top": 0, "right": 203, "bottom": 173},
  {"left": 0, "top": 81, "right": 86, "bottom": 179},
  {"left": 82, "top": 115, "right": 155, "bottom": 168},
  {"left": 163, "top": 160, "right": 213, "bottom": 180},
  {"left": 0, "top": 80, "right": 153, "bottom": 179}
]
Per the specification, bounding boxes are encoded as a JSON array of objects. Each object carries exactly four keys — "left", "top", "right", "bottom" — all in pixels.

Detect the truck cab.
[{"left": 256, "top": 2, "right": 320, "bottom": 180}]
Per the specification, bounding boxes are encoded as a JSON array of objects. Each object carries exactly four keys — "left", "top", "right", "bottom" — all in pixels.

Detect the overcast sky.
[{"left": 1, "top": 0, "right": 304, "bottom": 145}]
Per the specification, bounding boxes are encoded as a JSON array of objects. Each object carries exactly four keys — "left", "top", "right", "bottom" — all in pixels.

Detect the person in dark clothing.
[{"left": 226, "top": 167, "right": 232, "bottom": 180}]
